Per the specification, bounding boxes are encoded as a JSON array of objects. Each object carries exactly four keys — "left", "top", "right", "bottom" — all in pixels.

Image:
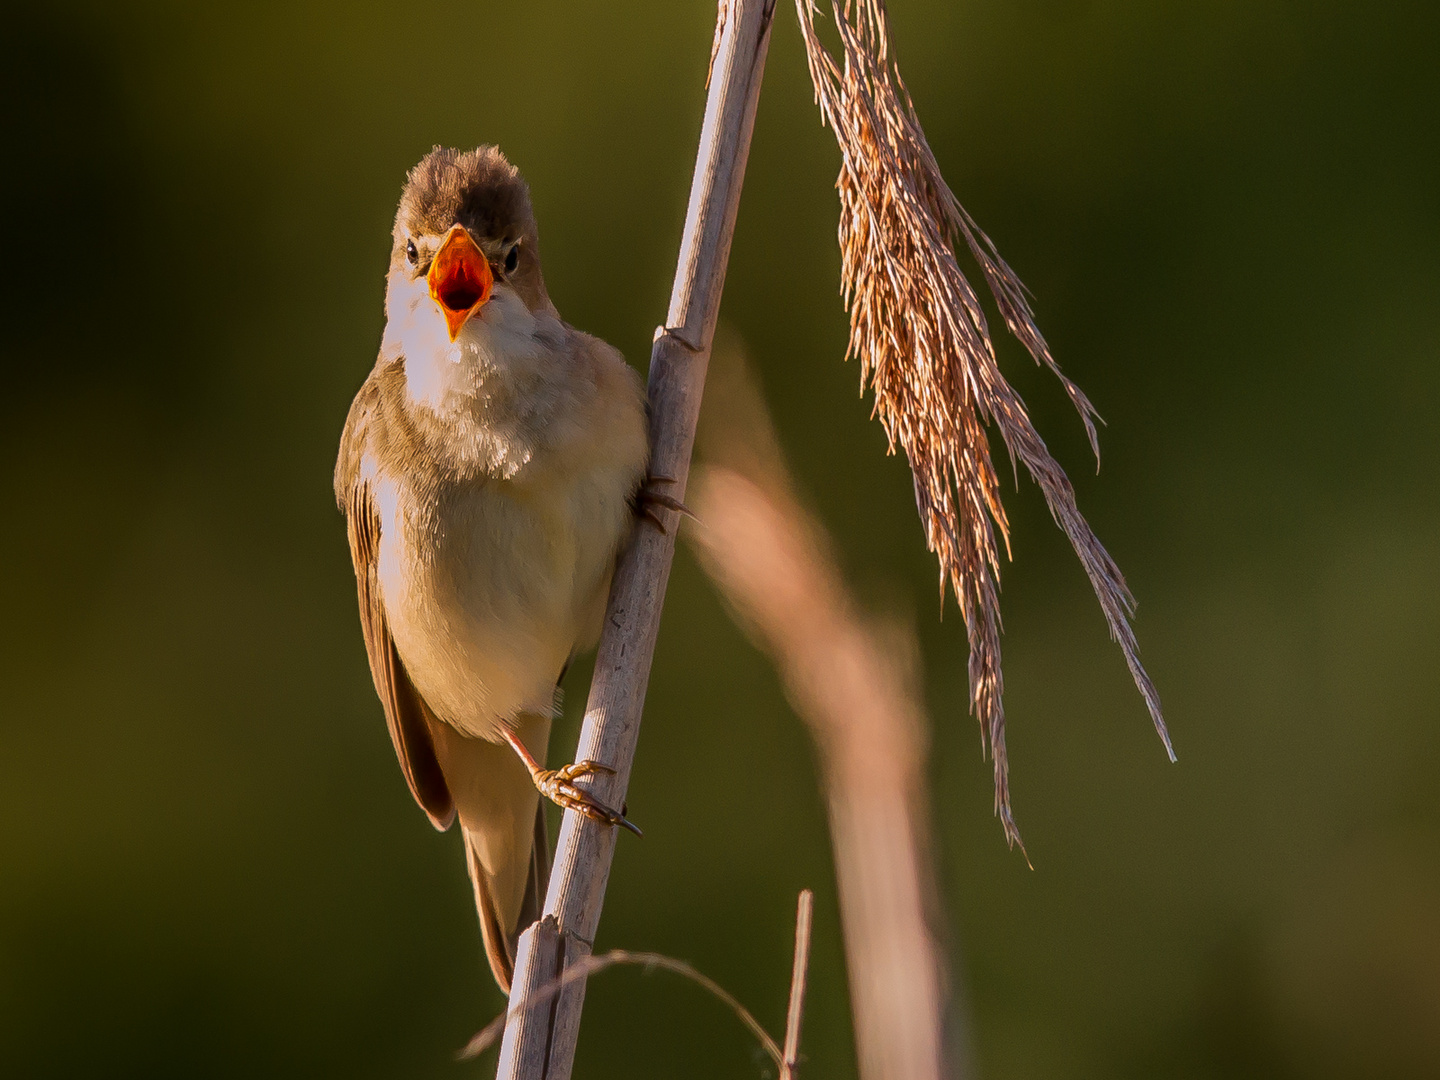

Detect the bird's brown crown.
[
  {"left": 395, "top": 146, "right": 537, "bottom": 250},
  {"left": 393, "top": 145, "right": 550, "bottom": 313}
]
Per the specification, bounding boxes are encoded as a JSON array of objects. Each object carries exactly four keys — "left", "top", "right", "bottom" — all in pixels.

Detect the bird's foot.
[
  {"left": 534, "top": 761, "right": 643, "bottom": 837},
  {"left": 635, "top": 474, "right": 696, "bottom": 535}
]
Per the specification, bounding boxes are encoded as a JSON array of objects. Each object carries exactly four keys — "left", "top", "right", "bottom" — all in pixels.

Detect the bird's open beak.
[{"left": 427, "top": 225, "right": 494, "bottom": 341}]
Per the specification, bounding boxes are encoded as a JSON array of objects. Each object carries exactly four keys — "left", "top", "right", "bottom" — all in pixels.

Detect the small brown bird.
[{"left": 335, "top": 146, "right": 655, "bottom": 991}]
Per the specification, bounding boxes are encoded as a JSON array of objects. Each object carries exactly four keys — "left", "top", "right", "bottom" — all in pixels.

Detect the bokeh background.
[{"left": 3, "top": 1, "right": 1437, "bottom": 1077}]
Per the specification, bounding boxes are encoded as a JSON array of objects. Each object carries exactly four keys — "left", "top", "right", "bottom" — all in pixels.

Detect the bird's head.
[{"left": 387, "top": 146, "right": 552, "bottom": 344}]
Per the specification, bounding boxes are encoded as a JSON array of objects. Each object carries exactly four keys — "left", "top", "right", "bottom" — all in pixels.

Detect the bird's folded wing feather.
[{"left": 343, "top": 474, "right": 456, "bottom": 831}]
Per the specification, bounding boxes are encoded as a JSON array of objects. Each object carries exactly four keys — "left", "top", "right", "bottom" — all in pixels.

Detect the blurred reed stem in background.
[{"left": 692, "top": 337, "right": 973, "bottom": 1080}]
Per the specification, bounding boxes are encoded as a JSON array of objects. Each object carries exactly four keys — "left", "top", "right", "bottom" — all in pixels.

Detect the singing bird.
[{"left": 335, "top": 146, "right": 662, "bottom": 992}]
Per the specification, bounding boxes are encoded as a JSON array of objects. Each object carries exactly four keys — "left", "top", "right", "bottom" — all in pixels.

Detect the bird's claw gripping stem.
[
  {"left": 635, "top": 474, "right": 697, "bottom": 535},
  {"left": 501, "top": 730, "right": 641, "bottom": 836},
  {"left": 534, "top": 761, "right": 643, "bottom": 837}
]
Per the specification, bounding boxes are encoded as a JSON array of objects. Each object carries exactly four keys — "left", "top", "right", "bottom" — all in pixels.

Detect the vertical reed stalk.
[{"left": 494, "top": 4, "right": 775, "bottom": 1078}]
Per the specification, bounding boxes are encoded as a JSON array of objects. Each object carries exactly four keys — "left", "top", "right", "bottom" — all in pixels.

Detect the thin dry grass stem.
[
  {"left": 463, "top": 890, "right": 816, "bottom": 1075},
  {"left": 794, "top": 0, "right": 1172, "bottom": 845},
  {"left": 781, "top": 889, "right": 815, "bottom": 1080},
  {"left": 459, "top": 949, "right": 782, "bottom": 1068}
]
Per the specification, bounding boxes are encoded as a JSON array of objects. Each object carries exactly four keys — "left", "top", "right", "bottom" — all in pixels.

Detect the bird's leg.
[
  {"left": 634, "top": 474, "right": 697, "bottom": 535},
  {"left": 501, "top": 729, "right": 642, "bottom": 837}
]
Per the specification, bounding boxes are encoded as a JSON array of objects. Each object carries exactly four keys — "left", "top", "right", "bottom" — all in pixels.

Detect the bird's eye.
[
  {"left": 504, "top": 242, "right": 520, "bottom": 276},
  {"left": 405, "top": 239, "right": 418, "bottom": 265}
]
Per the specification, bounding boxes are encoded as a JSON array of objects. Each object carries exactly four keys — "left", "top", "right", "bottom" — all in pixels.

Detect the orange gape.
[{"left": 428, "top": 224, "right": 494, "bottom": 340}]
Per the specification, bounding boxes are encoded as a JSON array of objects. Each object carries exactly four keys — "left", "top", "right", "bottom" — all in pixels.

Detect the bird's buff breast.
[{"left": 371, "top": 463, "right": 635, "bottom": 742}]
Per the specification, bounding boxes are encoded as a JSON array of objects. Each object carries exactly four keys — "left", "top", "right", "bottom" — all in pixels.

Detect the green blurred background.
[{"left": 3, "top": 1, "right": 1437, "bottom": 1077}]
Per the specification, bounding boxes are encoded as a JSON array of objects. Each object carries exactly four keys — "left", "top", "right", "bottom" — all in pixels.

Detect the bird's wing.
[
  {"left": 338, "top": 377, "right": 455, "bottom": 831},
  {"left": 344, "top": 480, "right": 456, "bottom": 830}
]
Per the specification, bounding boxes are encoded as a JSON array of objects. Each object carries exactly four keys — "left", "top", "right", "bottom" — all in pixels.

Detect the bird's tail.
[
  {"left": 465, "top": 799, "right": 549, "bottom": 993},
  {"left": 428, "top": 715, "right": 553, "bottom": 993}
]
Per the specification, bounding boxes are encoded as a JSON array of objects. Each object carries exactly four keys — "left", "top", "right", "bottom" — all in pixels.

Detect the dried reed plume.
[
  {"left": 795, "top": 0, "right": 1173, "bottom": 844},
  {"left": 692, "top": 340, "right": 970, "bottom": 1080}
]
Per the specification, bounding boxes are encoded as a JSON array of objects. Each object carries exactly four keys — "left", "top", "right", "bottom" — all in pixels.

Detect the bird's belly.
[{"left": 373, "top": 466, "right": 633, "bottom": 741}]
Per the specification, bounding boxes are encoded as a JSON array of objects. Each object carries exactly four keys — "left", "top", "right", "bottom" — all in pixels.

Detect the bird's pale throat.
[{"left": 427, "top": 225, "right": 494, "bottom": 340}]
